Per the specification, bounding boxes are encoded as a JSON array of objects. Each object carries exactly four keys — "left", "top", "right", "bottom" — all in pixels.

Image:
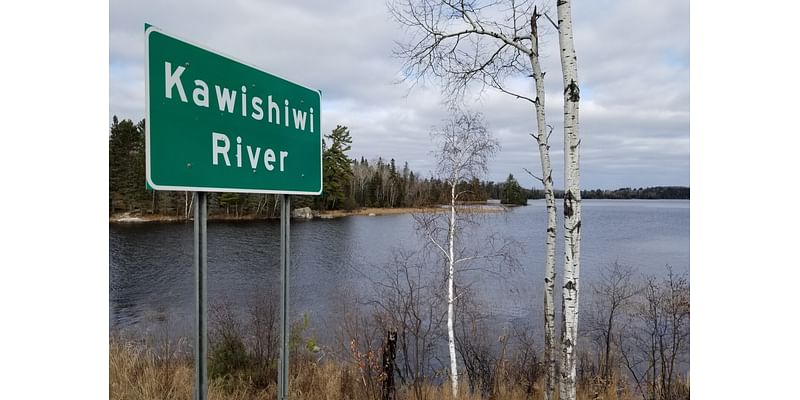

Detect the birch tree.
[
  {"left": 389, "top": 2, "right": 560, "bottom": 398},
  {"left": 420, "top": 110, "right": 499, "bottom": 397},
  {"left": 555, "top": 1, "right": 582, "bottom": 399},
  {"left": 527, "top": 9, "right": 558, "bottom": 399}
]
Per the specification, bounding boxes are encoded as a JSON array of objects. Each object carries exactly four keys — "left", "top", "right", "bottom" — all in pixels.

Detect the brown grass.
[
  {"left": 110, "top": 337, "right": 646, "bottom": 400},
  {"left": 110, "top": 338, "right": 275, "bottom": 400}
]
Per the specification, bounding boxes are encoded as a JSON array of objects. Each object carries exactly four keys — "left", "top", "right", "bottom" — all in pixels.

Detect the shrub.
[{"left": 209, "top": 334, "right": 250, "bottom": 380}]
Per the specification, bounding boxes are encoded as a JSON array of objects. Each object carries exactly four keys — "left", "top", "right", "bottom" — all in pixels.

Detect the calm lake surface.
[{"left": 109, "top": 199, "right": 689, "bottom": 343}]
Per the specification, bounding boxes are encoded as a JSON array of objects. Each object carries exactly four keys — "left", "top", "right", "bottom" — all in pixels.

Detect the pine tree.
[
  {"left": 109, "top": 116, "right": 146, "bottom": 213},
  {"left": 218, "top": 192, "right": 241, "bottom": 216},
  {"left": 501, "top": 174, "right": 527, "bottom": 206},
  {"left": 321, "top": 125, "right": 353, "bottom": 210}
]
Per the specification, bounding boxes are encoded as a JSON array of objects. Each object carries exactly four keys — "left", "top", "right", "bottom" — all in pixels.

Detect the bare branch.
[
  {"left": 454, "top": 253, "right": 507, "bottom": 265},
  {"left": 543, "top": 12, "right": 559, "bottom": 30},
  {"left": 428, "top": 233, "right": 451, "bottom": 261},
  {"left": 486, "top": 73, "right": 537, "bottom": 104},
  {"left": 522, "top": 167, "right": 543, "bottom": 183},
  {"left": 390, "top": 0, "right": 537, "bottom": 102}
]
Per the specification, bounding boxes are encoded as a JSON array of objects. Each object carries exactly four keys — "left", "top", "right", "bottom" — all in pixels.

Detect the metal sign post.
[
  {"left": 278, "top": 194, "right": 291, "bottom": 400},
  {"left": 193, "top": 192, "right": 208, "bottom": 400}
]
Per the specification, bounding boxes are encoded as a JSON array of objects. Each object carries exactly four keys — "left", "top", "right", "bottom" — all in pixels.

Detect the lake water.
[{"left": 109, "top": 199, "right": 689, "bottom": 344}]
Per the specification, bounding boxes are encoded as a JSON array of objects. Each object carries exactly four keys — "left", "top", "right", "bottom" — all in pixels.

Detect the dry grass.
[
  {"left": 110, "top": 338, "right": 276, "bottom": 400},
  {"left": 110, "top": 337, "right": 650, "bottom": 400},
  {"left": 109, "top": 339, "right": 191, "bottom": 400}
]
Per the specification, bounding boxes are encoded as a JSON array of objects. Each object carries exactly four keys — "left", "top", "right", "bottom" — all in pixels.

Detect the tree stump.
[{"left": 381, "top": 328, "right": 397, "bottom": 400}]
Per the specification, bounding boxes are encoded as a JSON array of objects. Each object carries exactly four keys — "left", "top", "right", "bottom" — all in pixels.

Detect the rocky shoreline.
[{"left": 109, "top": 204, "right": 508, "bottom": 223}]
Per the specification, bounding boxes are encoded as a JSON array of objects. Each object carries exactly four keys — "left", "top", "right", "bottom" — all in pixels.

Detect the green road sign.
[{"left": 145, "top": 25, "right": 322, "bottom": 194}]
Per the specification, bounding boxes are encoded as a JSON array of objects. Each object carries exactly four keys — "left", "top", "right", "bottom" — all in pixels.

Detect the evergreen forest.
[{"left": 109, "top": 117, "right": 688, "bottom": 218}]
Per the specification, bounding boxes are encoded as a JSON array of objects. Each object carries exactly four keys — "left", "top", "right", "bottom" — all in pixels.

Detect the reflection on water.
[{"left": 110, "top": 199, "right": 689, "bottom": 344}]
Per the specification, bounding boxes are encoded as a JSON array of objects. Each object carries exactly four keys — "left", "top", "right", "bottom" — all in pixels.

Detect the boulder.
[{"left": 292, "top": 207, "right": 314, "bottom": 219}]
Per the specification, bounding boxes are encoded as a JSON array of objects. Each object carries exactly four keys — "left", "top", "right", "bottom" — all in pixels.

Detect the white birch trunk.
[
  {"left": 447, "top": 179, "right": 459, "bottom": 398},
  {"left": 556, "top": 1, "right": 582, "bottom": 400},
  {"left": 185, "top": 192, "right": 194, "bottom": 220},
  {"left": 529, "top": 10, "right": 558, "bottom": 400}
]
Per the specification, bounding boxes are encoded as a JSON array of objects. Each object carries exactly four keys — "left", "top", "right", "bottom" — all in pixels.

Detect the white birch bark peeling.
[
  {"left": 556, "top": 1, "right": 582, "bottom": 400},
  {"left": 529, "top": 9, "right": 558, "bottom": 400}
]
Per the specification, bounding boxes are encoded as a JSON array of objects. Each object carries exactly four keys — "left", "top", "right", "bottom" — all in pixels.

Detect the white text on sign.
[{"left": 212, "top": 132, "right": 289, "bottom": 172}]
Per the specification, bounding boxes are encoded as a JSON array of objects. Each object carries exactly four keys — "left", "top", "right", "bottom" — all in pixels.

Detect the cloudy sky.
[{"left": 110, "top": 0, "right": 689, "bottom": 190}]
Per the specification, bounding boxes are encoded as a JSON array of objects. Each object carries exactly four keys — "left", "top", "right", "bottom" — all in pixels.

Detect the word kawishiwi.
[
  {"left": 163, "top": 61, "right": 313, "bottom": 174},
  {"left": 164, "top": 62, "right": 316, "bottom": 132}
]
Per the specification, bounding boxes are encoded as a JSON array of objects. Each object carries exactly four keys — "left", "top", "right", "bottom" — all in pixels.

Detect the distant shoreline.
[{"left": 109, "top": 198, "right": 688, "bottom": 224}]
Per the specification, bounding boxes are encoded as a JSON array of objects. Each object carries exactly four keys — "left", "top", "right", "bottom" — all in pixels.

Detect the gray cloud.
[{"left": 110, "top": 0, "right": 689, "bottom": 189}]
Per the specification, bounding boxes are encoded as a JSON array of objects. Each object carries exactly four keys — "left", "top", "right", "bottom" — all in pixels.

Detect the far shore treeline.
[{"left": 109, "top": 117, "right": 689, "bottom": 218}]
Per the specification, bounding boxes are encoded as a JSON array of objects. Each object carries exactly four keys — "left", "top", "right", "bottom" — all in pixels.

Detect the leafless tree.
[
  {"left": 454, "top": 287, "right": 497, "bottom": 397},
  {"left": 369, "top": 248, "right": 447, "bottom": 400},
  {"left": 554, "top": 0, "right": 582, "bottom": 398},
  {"left": 455, "top": 291, "right": 543, "bottom": 398},
  {"left": 618, "top": 267, "right": 689, "bottom": 400},
  {"left": 246, "top": 294, "right": 280, "bottom": 387},
  {"left": 528, "top": 9, "right": 559, "bottom": 399},
  {"left": 390, "top": 0, "right": 548, "bottom": 102},
  {"left": 352, "top": 160, "right": 371, "bottom": 203},
  {"left": 505, "top": 325, "right": 543, "bottom": 396},
  {"left": 335, "top": 288, "right": 386, "bottom": 399},
  {"left": 388, "top": 2, "right": 563, "bottom": 397},
  {"left": 413, "top": 109, "right": 501, "bottom": 396},
  {"left": 585, "top": 261, "right": 640, "bottom": 382}
]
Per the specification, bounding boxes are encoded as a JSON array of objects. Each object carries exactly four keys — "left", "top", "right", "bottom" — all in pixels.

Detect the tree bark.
[
  {"left": 185, "top": 192, "right": 194, "bottom": 220},
  {"left": 381, "top": 328, "right": 397, "bottom": 400},
  {"left": 529, "top": 10, "right": 558, "bottom": 400},
  {"left": 604, "top": 309, "right": 615, "bottom": 379},
  {"left": 557, "top": 1, "right": 582, "bottom": 400},
  {"left": 447, "top": 178, "right": 459, "bottom": 398}
]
